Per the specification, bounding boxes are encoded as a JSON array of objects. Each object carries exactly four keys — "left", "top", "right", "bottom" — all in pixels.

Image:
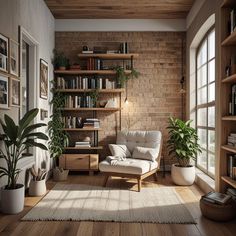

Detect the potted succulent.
[
  {"left": 52, "top": 49, "right": 69, "bottom": 70},
  {"left": 48, "top": 85, "right": 69, "bottom": 181},
  {"left": 0, "top": 108, "right": 48, "bottom": 214},
  {"left": 29, "top": 165, "right": 47, "bottom": 196},
  {"left": 167, "top": 117, "right": 202, "bottom": 186},
  {"left": 114, "top": 66, "right": 139, "bottom": 88}
]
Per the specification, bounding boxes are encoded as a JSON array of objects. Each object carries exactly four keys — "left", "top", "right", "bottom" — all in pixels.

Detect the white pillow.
[
  {"left": 132, "top": 146, "right": 159, "bottom": 162},
  {"left": 109, "top": 144, "right": 131, "bottom": 158}
]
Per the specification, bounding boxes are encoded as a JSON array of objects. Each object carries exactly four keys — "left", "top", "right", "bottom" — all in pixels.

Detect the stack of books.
[
  {"left": 87, "top": 58, "right": 103, "bottom": 70},
  {"left": 202, "top": 192, "right": 232, "bottom": 205},
  {"left": 227, "top": 133, "right": 236, "bottom": 146},
  {"left": 226, "top": 188, "right": 236, "bottom": 201},
  {"left": 83, "top": 118, "right": 100, "bottom": 128},
  {"left": 75, "top": 141, "right": 91, "bottom": 148}
]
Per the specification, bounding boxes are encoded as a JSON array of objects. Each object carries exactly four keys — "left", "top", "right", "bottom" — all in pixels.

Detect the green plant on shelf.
[
  {"left": 89, "top": 89, "right": 99, "bottom": 107},
  {"left": 52, "top": 49, "right": 69, "bottom": 70},
  {"left": 114, "top": 66, "right": 140, "bottom": 88},
  {"left": 48, "top": 81, "right": 69, "bottom": 166}
]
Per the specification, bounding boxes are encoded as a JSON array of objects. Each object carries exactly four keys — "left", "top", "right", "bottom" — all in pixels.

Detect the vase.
[{"left": 29, "top": 179, "right": 46, "bottom": 196}]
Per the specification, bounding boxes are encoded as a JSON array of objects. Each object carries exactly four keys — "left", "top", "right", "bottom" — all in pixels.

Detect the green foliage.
[
  {"left": 114, "top": 66, "right": 140, "bottom": 88},
  {"left": 48, "top": 83, "right": 69, "bottom": 162},
  {"left": 89, "top": 89, "right": 99, "bottom": 107},
  {"left": 167, "top": 117, "right": 202, "bottom": 167},
  {"left": 0, "top": 108, "right": 48, "bottom": 189},
  {"left": 52, "top": 49, "right": 69, "bottom": 69}
]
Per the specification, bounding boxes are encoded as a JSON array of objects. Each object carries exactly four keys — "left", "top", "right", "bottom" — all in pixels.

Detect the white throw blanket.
[{"left": 106, "top": 156, "right": 126, "bottom": 165}]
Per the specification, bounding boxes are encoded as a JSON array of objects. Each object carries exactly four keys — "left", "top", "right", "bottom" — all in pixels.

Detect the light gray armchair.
[{"left": 99, "top": 130, "right": 163, "bottom": 191}]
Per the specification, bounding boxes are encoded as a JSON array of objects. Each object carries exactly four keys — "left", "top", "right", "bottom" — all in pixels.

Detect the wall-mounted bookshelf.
[
  {"left": 54, "top": 70, "right": 132, "bottom": 75},
  {"left": 56, "top": 89, "right": 125, "bottom": 93}
]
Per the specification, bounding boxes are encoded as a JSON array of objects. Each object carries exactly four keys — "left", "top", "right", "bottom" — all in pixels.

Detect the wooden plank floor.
[{"left": 0, "top": 173, "right": 236, "bottom": 236}]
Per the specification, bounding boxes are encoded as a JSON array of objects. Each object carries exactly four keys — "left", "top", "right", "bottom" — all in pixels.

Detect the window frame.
[{"left": 195, "top": 26, "right": 215, "bottom": 178}]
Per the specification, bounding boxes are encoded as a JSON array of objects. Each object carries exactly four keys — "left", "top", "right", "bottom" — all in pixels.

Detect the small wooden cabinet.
[{"left": 59, "top": 154, "right": 99, "bottom": 175}]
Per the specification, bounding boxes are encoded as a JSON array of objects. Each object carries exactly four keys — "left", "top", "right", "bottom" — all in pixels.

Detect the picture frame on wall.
[
  {"left": 10, "top": 39, "right": 19, "bottom": 77},
  {"left": 0, "top": 33, "right": 9, "bottom": 73},
  {"left": 10, "top": 77, "right": 20, "bottom": 107},
  {"left": 0, "top": 75, "right": 9, "bottom": 109},
  {"left": 40, "top": 59, "right": 48, "bottom": 100}
]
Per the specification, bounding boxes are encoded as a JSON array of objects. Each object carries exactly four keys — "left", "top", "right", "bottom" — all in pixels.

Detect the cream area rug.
[{"left": 22, "top": 184, "right": 196, "bottom": 224}]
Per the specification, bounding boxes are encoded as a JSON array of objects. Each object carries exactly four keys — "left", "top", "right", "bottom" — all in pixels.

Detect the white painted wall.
[
  {"left": 55, "top": 19, "right": 186, "bottom": 32},
  {"left": 0, "top": 0, "right": 55, "bottom": 187}
]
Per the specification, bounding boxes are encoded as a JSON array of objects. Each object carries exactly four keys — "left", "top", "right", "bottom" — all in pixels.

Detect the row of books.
[
  {"left": 230, "top": 9, "right": 236, "bottom": 34},
  {"left": 228, "top": 155, "right": 236, "bottom": 180},
  {"left": 65, "top": 95, "right": 94, "bottom": 108},
  {"left": 229, "top": 85, "right": 236, "bottom": 115},
  {"left": 202, "top": 192, "right": 232, "bottom": 205},
  {"left": 87, "top": 58, "right": 103, "bottom": 70},
  {"left": 61, "top": 117, "right": 100, "bottom": 129},
  {"left": 56, "top": 76, "right": 116, "bottom": 90}
]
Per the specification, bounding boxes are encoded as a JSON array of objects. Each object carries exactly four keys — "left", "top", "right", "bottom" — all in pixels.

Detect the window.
[{"left": 196, "top": 28, "right": 215, "bottom": 177}]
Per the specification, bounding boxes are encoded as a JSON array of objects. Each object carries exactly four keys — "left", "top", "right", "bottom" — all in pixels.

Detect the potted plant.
[
  {"left": 29, "top": 165, "right": 47, "bottom": 196},
  {"left": 48, "top": 85, "right": 69, "bottom": 181},
  {"left": 52, "top": 49, "right": 69, "bottom": 70},
  {"left": 0, "top": 108, "right": 48, "bottom": 214},
  {"left": 89, "top": 89, "right": 99, "bottom": 107},
  {"left": 114, "top": 66, "right": 139, "bottom": 88},
  {"left": 167, "top": 117, "right": 202, "bottom": 186}
]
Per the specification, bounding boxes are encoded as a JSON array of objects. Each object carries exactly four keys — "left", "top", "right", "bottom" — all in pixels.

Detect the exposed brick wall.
[{"left": 55, "top": 32, "right": 186, "bottom": 168}]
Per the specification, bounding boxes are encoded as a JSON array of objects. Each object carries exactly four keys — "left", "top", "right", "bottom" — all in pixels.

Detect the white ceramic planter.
[
  {"left": 29, "top": 179, "right": 46, "bottom": 196},
  {"left": 53, "top": 168, "right": 69, "bottom": 181},
  {"left": 171, "top": 163, "right": 195, "bottom": 186},
  {"left": 0, "top": 184, "right": 24, "bottom": 214}
]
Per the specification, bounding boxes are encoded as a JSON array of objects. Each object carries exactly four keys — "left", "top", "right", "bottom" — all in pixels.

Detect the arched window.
[{"left": 196, "top": 28, "right": 215, "bottom": 177}]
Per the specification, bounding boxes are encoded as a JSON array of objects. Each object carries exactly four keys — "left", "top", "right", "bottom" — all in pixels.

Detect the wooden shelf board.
[
  {"left": 61, "top": 108, "right": 121, "bottom": 111},
  {"left": 54, "top": 69, "right": 131, "bottom": 75},
  {"left": 65, "top": 146, "right": 103, "bottom": 150},
  {"left": 221, "top": 176, "right": 236, "bottom": 188},
  {"left": 221, "top": 145, "right": 236, "bottom": 153},
  {"left": 221, "top": 0, "right": 236, "bottom": 8},
  {"left": 222, "top": 30, "right": 236, "bottom": 46},
  {"left": 77, "top": 53, "right": 139, "bottom": 59},
  {"left": 63, "top": 128, "right": 102, "bottom": 131},
  {"left": 56, "top": 89, "right": 125, "bottom": 93},
  {"left": 222, "top": 116, "right": 236, "bottom": 121},
  {"left": 222, "top": 74, "right": 236, "bottom": 83}
]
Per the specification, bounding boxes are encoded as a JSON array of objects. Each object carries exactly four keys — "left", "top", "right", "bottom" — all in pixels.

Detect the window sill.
[{"left": 195, "top": 168, "right": 215, "bottom": 193}]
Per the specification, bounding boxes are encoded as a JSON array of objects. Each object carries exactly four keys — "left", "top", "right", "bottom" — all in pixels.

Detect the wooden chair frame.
[{"left": 102, "top": 137, "right": 163, "bottom": 192}]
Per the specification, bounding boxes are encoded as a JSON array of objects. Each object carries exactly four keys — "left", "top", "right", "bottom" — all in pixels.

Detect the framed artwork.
[
  {"left": 0, "top": 75, "right": 9, "bottom": 109},
  {"left": 40, "top": 59, "right": 48, "bottom": 100},
  {"left": 0, "top": 33, "right": 9, "bottom": 73},
  {"left": 10, "top": 39, "right": 19, "bottom": 77},
  {"left": 10, "top": 77, "right": 20, "bottom": 107}
]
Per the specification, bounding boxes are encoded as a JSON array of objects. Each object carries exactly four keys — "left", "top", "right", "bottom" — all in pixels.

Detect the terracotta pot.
[
  {"left": 0, "top": 184, "right": 24, "bottom": 214},
  {"left": 29, "top": 179, "right": 46, "bottom": 196},
  {"left": 59, "top": 66, "right": 66, "bottom": 70},
  {"left": 171, "top": 163, "right": 195, "bottom": 186}
]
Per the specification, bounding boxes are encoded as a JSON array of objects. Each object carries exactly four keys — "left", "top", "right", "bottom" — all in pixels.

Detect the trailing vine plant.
[{"left": 48, "top": 81, "right": 69, "bottom": 166}]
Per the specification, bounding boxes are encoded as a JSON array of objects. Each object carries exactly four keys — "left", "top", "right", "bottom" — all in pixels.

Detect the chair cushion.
[
  {"left": 132, "top": 146, "right": 159, "bottom": 162},
  {"left": 116, "top": 130, "right": 162, "bottom": 154},
  {"left": 109, "top": 144, "right": 131, "bottom": 158},
  {"left": 99, "top": 158, "right": 158, "bottom": 175}
]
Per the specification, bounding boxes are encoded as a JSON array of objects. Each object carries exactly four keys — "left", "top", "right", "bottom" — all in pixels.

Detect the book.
[
  {"left": 82, "top": 50, "right": 93, "bottom": 54},
  {"left": 228, "top": 155, "right": 236, "bottom": 178},
  {"left": 202, "top": 192, "right": 231, "bottom": 205},
  {"left": 231, "top": 85, "right": 236, "bottom": 115}
]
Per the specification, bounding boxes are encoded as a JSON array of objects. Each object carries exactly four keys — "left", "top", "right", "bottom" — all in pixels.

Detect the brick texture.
[{"left": 55, "top": 32, "right": 186, "bottom": 168}]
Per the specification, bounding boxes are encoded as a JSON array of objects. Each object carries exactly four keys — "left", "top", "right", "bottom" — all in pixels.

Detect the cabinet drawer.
[
  {"left": 90, "top": 154, "right": 99, "bottom": 170},
  {"left": 66, "top": 154, "right": 89, "bottom": 170}
]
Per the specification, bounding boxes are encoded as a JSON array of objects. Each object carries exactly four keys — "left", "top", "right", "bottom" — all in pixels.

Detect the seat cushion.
[{"left": 99, "top": 158, "right": 158, "bottom": 175}]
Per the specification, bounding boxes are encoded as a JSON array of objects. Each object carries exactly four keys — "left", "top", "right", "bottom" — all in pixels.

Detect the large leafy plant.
[
  {"left": 0, "top": 109, "right": 48, "bottom": 189},
  {"left": 167, "top": 117, "right": 201, "bottom": 167},
  {"left": 48, "top": 84, "right": 69, "bottom": 164}
]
